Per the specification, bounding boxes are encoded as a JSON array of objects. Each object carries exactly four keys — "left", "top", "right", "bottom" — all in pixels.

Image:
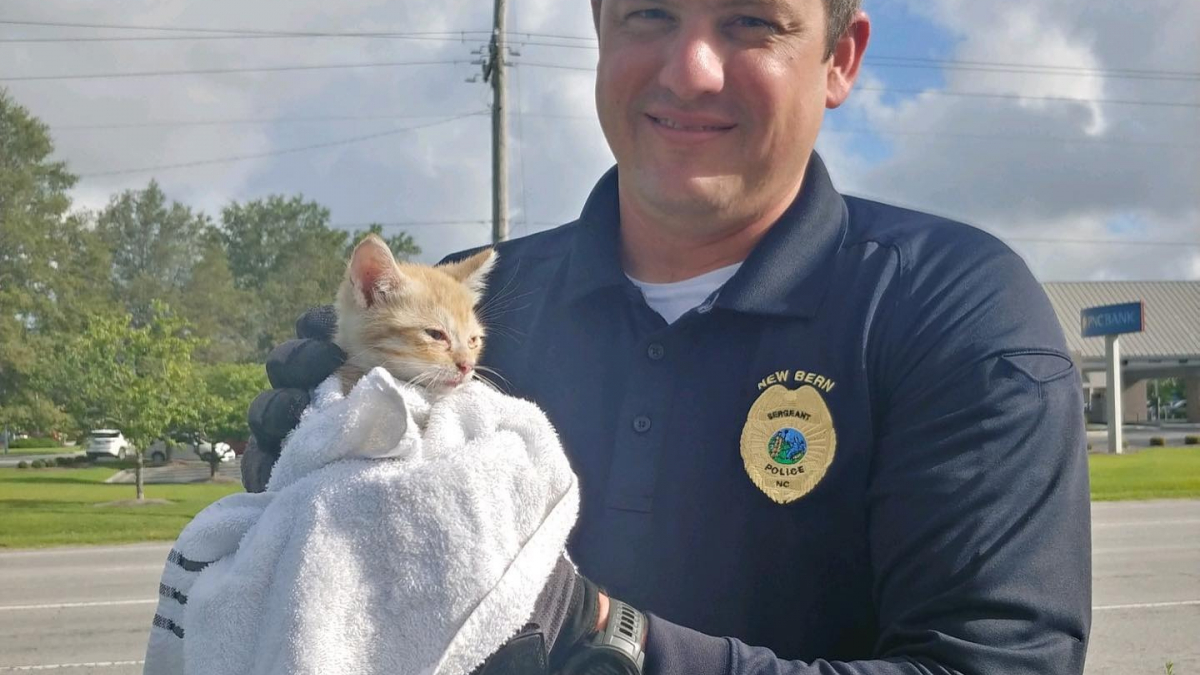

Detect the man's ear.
[
  {"left": 348, "top": 234, "right": 403, "bottom": 308},
  {"left": 826, "top": 10, "right": 871, "bottom": 109}
]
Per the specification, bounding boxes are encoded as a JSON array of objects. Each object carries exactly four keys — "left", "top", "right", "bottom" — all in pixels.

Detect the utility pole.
[{"left": 488, "top": 0, "right": 509, "bottom": 244}]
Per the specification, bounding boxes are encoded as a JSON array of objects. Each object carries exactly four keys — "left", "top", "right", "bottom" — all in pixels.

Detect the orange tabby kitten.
[{"left": 334, "top": 234, "right": 496, "bottom": 395}]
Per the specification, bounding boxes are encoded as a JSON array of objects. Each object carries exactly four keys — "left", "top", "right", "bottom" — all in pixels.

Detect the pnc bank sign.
[{"left": 1081, "top": 302, "right": 1145, "bottom": 338}]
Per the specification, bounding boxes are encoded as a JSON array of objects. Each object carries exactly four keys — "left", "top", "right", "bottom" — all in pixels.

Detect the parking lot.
[{"left": 0, "top": 500, "right": 1196, "bottom": 674}]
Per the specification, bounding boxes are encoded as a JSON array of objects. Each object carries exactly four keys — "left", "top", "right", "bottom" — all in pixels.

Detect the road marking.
[
  {"left": 1092, "top": 519, "right": 1200, "bottom": 527},
  {"left": 1093, "top": 600, "right": 1200, "bottom": 611},
  {"left": 0, "top": 599, "right": 155, "bottom": 612},
  {"left": 1093, "top": 544, "right": 1200, "bottom": 553},
  {"left": 0, "top": 543, "right": 170, "bottom": 557},
  {"left": 0, "top": 661, "right": 143, "bottom": 672},
  {"left": 1, "top": 565, "right": 165, "bottom": 576}
]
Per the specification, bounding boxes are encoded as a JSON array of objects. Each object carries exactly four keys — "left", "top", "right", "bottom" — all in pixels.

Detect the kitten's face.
[{"left": 334, "top": 235, "right": 496, "bottom": 394}]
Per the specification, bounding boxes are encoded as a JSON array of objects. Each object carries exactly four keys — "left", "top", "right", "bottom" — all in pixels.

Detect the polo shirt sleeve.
[{"left": 641, "top": 227, "right": 1091, "bottom": 675}]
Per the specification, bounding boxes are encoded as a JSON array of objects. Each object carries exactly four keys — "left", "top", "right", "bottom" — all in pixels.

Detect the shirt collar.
[
  {"left": 564, "top": 152, "right": 847, "bottom": 318},
  {"left": 564, "top": 166, "right": 632, "bottom": 303},
  {"left": 712, "top": 152, "right": 848, "bottom": 318}
]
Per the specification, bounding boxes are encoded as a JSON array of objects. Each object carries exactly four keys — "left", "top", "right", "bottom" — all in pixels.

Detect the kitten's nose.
[{"left": 456, "top": 362, "right": 473, "bottom": 375}]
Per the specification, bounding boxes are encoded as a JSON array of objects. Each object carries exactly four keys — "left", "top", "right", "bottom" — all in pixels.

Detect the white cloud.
[
  {"left": 824, "top": 0, "right": 1200, "bottom": 280},
  {"left": 1, "top": 0, "right": 1195, "bottom": 277}
]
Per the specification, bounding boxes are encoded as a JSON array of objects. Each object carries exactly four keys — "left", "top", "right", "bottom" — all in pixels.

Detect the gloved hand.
[
  {"left": 242, "top": 305, "right": 345, "bottom": 493},
  {"left": 473, "top": 556, "right": 602, "bottom": 675},
  {"left": 534, "top": 556, "right": 603, "bottom": 671}
]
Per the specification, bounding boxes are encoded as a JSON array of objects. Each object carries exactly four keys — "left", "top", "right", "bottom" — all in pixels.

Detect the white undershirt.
[{"left": 627, "top": 263, "right": 743, "bottom": 324}]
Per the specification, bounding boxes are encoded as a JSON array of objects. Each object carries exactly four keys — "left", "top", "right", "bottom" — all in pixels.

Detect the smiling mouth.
[{"left": 647, "top": 114, "right": 735, "bottom": 132}]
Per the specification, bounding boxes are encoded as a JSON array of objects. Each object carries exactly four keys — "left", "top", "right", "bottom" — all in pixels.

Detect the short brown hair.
[
  {"left": 823, "top": 0, "right": 862, "bottom": 59},
  {"left": 590, "top": 0, "right": 861, "bottom": 59}
]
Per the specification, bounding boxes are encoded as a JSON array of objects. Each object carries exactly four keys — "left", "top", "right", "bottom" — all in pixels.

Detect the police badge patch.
[{"left": 740, "top": 384, "right": 837, "bottom": 504}]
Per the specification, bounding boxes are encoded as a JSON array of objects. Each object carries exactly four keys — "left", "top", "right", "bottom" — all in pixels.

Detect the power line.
[
  {"left": 14, "top": 58, "right": 1198, "bottom": 93},
  {"left": 865, "top": 60, "right": 1200, "bottom": 82},
  {"left": 0, "top": 19, "right": 491, "bottom": 39},
  {"left": 46, "top": 113, "right": 1197, "bottom": 148},
  {"left": 0, "top": 33, "right": 485, "bottom": 45},
  {"left": 6, "top": 19, "right": 1199, "bottom": 81},
  {"left": 866, "top": 55, "right": 1200, "bottom": 80},
  {"left": 77, "top": 111, "right": 486, "bottom": 178},
  {"left": 516, "top": 62, "right": 1200, "bottom": 108},
  {"left": 0, "top": 59, "right": 465, "bottom": 82},
  {"left": 853, "top": 85, "right": 1200, "bottom": 109},
  {"left": 49, "top": 113, "right": 473, "bottom": 130},
  {"left": 820, "top": 127, "right": 1200, "bottom": 148}
]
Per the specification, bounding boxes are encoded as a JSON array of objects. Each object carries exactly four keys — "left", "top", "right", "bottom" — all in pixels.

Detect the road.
[
  {"left": 1087, "top": 423, "right": 1200, "bottom": 453},
  {"left": 1, "top": 501, "right": 1197, "bottom": 674}
]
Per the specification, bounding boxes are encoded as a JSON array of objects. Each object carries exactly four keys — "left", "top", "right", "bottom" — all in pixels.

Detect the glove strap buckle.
[{"left": 560, "top": 599, "right": 646, "bottom": 675}]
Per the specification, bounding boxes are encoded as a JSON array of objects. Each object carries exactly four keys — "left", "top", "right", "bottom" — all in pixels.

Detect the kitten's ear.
[
  {"left": 348, "top": 234, "right": 403, "bottom": 308},
  {"left": 440, "top": 248, "right": 497, "bottom": 299}
]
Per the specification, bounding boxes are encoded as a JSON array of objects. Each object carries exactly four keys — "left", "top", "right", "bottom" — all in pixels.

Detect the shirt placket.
[{"left": 599, "top": 299, "right": 674, "bottom": 596}]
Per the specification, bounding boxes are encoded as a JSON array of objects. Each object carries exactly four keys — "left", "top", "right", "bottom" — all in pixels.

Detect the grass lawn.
[
  {"left": 1089, "top": 447, "right": 1200, "bottom": 501},
  {"left": 2, "top": 446, "right": 78, "bottom": 456},
  {"left": 0, "top": 467, "right": 243, "bottom": 548},
  {"left": 2, "top": 448, "right": 1196, "bottom": 549}
]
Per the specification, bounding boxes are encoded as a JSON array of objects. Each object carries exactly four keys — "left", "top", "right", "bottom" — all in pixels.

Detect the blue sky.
[{"left": 1, "top": 0, "right": 1197, "bottom": 280}]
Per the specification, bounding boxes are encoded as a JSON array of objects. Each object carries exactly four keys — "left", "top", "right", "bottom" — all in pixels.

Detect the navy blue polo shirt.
[{"left": 461, "top": 153, "right": 1091, "bottom": 675}]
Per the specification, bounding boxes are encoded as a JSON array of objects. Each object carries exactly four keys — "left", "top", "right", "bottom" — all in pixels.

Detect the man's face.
[{"left": 593, "top": 0, "right": 838, "bottom": 226}]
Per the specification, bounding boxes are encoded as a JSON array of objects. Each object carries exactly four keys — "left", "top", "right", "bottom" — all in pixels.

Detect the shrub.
[
  {"left": 30, "top": 459, "right": 45, "bottom": 468},
  {"left": 54, "top": 456, "right": 71, "bottom": 467},
  {"left": 16, "top": 460, "right": 28, "bottom": 469},
  {"left": 1149, "top": 436, "right": 1166, "bottom": 446},
  {"left": 10, "top": 437, "right": 63, "bottom": 449},
  {"left": 74, "top": 454, "right": 90, "bottom": 465},
  {"left": 1186, "top": 435, "right": 1199, "bottom": 446}
]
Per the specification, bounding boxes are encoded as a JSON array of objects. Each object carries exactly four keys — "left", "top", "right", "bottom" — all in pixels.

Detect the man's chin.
[{"left": 634, "top": 171, "right": 741, "bottom": 216}]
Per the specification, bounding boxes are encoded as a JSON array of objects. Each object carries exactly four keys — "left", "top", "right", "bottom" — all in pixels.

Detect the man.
[{"left": 246, "top": 0, "right": 1091, "bottom": 673}]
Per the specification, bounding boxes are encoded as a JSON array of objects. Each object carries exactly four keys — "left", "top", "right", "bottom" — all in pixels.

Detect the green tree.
[
  {"left": 220, "top": 195, "right": 336, "bottom": 290},
  {"left": 0, "top": 88, "right": 112, "bottom": 435},
  {"left": 177, "top": 235, "right": 255, "bottom": 363},
  {"left": 95, "top": 180, "right": 210, "bottom": 326},
  {"left": 220, "top": 196, "right": 347, "bottom": 354},
  {"left": 37, "top": 304, "right": 198, "bottom": 499},
  {"left": 179, "top": 363, "right": 265, "bottom": 477}
]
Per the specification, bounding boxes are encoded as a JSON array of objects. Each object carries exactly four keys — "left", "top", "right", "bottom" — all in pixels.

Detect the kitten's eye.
[
  {"left": 468, "top": 336, "right": 482, "bottom": 349},
  {"left": 425, "top": 328, "right": 448, "bottom": 342}
]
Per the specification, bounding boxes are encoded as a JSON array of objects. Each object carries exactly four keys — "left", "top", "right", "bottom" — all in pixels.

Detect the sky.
[{"left": 1, "top": 0, "right": 1197, "bottom": 281}]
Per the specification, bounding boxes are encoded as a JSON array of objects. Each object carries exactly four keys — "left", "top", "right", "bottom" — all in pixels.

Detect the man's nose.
[{"left": 658, "top": 27, "right": 725, "bottom": 101}]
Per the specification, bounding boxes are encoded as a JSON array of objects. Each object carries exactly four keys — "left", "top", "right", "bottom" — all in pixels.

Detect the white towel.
[{"left": 144, "top": 367, "right": 579, "bottom": 675}]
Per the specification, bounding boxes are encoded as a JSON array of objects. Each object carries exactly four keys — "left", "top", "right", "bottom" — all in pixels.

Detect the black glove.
[
  {"left": 472, "top": 556, "right": 601, "bottom": 675},
  {"left": 537, "top": 556, "right": 603, "bottom": 671},
  {"left": 242, "top": 305, "right": 345, "bottom": 493}
]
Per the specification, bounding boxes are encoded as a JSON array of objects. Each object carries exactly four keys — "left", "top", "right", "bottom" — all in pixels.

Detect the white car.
[
  {"left": 192, "top": 440, "right": 236, "bottom": 463},
  {"left": 147, "top": 437, "right": 236, "bottom": 464},
  {"left": 86, "top": 429, "right": 132, "bottom": 459}
]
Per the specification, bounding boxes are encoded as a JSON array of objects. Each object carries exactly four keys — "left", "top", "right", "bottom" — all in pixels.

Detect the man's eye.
[
  {"left": 425, "top": 329, "right": 448, "bottom": 342},
  {"left": 729, "top": 16, "right": 778, "bottom": 32},
  {"left": 628, "top": 8, "right": 672, "bottom": 22}
]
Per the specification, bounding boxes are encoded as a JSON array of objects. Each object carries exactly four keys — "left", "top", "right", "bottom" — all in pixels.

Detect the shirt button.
[
  {"left": 633, "top": 415, "right": 652, "bottom": 433},
  {"left": 647, "top": 343, "right": 665, "bottom": 361}
]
